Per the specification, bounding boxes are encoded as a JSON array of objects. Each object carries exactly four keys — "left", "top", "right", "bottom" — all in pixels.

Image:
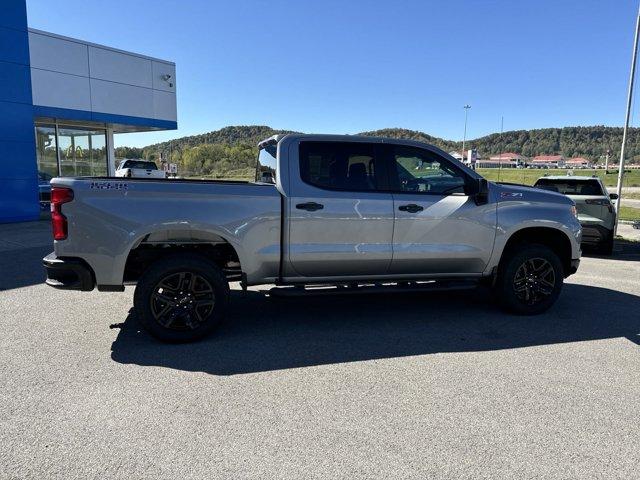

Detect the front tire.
[
  {"left": 134, "top": 253, "right": 230, "bottom": 342},
  {"left": 496, "top": 244, "right": 564, "bottom": 315}
]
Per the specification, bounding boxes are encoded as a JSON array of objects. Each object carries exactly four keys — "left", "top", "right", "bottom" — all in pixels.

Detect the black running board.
[{"left": 265, "top": 279, "right": 480, "bottom": 298}]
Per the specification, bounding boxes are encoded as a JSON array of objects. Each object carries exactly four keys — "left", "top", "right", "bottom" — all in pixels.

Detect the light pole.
[
  {"left": 498, "top": 116, "right": 504, "bottom": 182},
  {"left": 461, "top": 104, "right": 471, "bottom": 163},
  {"left": 615, "top": 3, "right": 640, "bottom": 236}
]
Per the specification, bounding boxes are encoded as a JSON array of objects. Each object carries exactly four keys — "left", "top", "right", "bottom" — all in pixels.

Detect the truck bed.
[
  {"left": 81, "top": 176, "right": 252, "bottom": 185},
  {"left": 50, "top": 176, "right": 282, "bottom": 287}
]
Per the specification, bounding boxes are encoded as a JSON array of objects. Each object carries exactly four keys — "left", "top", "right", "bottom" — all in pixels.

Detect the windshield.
[
  {"left": 534, "top": 178, "right": 604, "bottom": 196},
  {"left": 255, "top": 143, "right": 277, "bottom": 184},
  {"left": 122, "top": 160, "right": 158, "bottom": 170}
]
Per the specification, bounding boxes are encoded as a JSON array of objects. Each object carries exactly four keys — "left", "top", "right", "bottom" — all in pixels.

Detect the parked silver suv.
[{"left": 534, "top": 175, "right": 616, "bottom": 254}]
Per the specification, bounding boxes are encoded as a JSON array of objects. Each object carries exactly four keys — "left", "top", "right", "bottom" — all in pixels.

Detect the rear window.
[
  {"left": 255, "top": 143, "right": 277, "bottom": 184},
  {"left": 299, "top": 141, "right": 380, "bottom": 192},
  {"left": 534, "top": 178, "right": 604, "bottom": 195},
  {"left": 122, "top": 160, "right": 157, "bottom": 170}
]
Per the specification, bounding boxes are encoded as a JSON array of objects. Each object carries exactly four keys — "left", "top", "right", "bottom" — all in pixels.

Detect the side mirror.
[
  {"left": 467, "top": 178, "right": 489, "bottom": 205},
  {"left": 609, "top": 193, "right": 619, "bottom": 200}
]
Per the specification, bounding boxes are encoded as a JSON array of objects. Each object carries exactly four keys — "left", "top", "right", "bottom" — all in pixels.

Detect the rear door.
[
  {"left": 386, "top": 145, "right": 497, "bottom": 274},
  {"left": 286, "top": 140, "right": 394, "bottom": 277}
]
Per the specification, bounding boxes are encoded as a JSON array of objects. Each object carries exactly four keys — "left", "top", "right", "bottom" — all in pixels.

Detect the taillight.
[
  {"left": 585, "top": 198, "right": 614, "bottom": 213},
  {"left": 50, "top": 187, "right": 74, "bottom": 240}
]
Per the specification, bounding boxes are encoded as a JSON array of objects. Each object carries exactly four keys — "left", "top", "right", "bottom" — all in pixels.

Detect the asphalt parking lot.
[{"left": 1, "top": 221, "right": 639, "bottom": 479}]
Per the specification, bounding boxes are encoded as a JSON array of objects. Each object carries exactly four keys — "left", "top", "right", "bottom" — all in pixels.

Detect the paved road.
[
  {"left": 622, "top": 197, "right": 640, "bottom": 208},
  {"left": 617, "top": 223, "right": 640, "bottom": 241},
  {"left": 1, "top": 222, "right": 639, "bottom": 479}
]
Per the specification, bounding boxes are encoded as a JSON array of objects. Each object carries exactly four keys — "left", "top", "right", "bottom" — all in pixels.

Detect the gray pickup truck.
[{"left": 44, "top": 134, "right": 582, "bottom": 342}]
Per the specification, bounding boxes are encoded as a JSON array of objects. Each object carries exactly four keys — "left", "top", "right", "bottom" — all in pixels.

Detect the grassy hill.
[{"left": 141, "top": 126, "right": 296, "bottom": 157}]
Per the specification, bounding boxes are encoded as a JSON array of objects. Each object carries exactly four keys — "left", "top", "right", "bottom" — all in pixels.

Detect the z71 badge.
[
  {"left": 89, "top": 181, "right": 128, "bottom": 191},
  {"left": 500, "top": 192, "right": 523, "bottom": 199}
]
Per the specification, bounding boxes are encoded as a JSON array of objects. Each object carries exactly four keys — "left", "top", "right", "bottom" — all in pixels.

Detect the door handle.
[
  {"left": 296, "top": 202, "right": 324, "bottom": 211},
  {"left": 398, "top": 204, "right": 424, "bottom": 213}
]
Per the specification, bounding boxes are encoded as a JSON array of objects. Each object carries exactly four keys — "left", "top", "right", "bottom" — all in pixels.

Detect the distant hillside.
[
  {"left": 138, "top": 125, "right": 640, "bottom": 163},
  {"left": 141, "top": 126, "right": 297, "bottom": 157},
  {"left": 358, "top": 128, "right": 459, "bottom": 153},
  {"left": 361, "top": 126, "right": 640, "bottom": 161},
  {"left": 119, "top": 124, "right": 640, "bottom": 180}
]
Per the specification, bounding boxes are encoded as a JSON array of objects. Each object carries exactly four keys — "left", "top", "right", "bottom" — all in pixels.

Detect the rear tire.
[
  {"left": 597, "top": 230, "right": 614, "bottom": 255},
  {"left": 133, "top": 253, "right": 230, "bottom": 343},
  {"left": 495, "top": 244, "right": 564, "bottom": 315}
]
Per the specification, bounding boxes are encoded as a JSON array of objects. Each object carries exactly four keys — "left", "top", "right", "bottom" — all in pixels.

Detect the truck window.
[
  {"left": 391, "top": 146, "right": 466, "bottom": 194},
  {"left": 534, "top": 178, "right": 604, "bottom": 195},
  {"left": 300, "top": 142, "right": 380, "bottom": 192},
  {"left": 256, "top": 143, "right": 277, "bottom": 184},
  {"left": 121, "top": 160, "right": 158, "bottom": 170}
]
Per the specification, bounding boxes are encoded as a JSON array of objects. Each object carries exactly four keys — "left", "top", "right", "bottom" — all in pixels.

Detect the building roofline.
[{"left": 28, "top": 28, "right": 175, "bottom": 65}]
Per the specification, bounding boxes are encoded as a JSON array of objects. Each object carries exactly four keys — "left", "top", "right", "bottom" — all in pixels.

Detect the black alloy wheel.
[
  {"left": 496, "top": 243, "right": 563, "bottom": 315},
  {"left": 150, "top": 271, "right": 216, "bottom": 330},
  {"left": 512, "top": 257, "right": 556, "bottom": 306},
  {"left": 134, "top": 253, "right": 229, "bottom": 342}
]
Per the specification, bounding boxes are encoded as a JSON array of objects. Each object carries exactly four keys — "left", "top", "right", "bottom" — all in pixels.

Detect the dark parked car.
[{"left": 38, "top": 171, "right": 53, "bottom": 207}]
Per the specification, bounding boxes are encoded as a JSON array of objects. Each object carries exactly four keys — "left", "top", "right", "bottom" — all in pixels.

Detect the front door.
[
  {"left": 387, "top": 145, "right": 497, "bottom": 274},
  {"left": 286, "top": 141, "right": 394, "bottom": 278}
]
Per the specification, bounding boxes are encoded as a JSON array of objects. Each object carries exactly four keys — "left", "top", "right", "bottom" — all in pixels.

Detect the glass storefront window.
[
  {"left": 57, "top": 126, "right": 108, "bottom": 177},
  {"left": 35, "top": 124, "right": 58, "bottom": 182}
]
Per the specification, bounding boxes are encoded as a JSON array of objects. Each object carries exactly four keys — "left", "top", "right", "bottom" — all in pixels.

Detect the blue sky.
[{"left": 26, "top": 0, "right": 639, "bottom": 148}]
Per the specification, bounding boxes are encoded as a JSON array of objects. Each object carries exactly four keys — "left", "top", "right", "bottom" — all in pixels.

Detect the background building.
[
  {"left": 1, "top": 0, "right": 177, "bottom": 223},
  {"left": 448, "top": 150, "right": 468, "bottom": 162},
  {"left": 565, "top": 157, "right": 592, "bottom": 169},
  {"left": 477, "top": 152, "right": 523, "bottom": 168},
  {"left": 531, "top": 154, "right": 565, "bottom": 168}
]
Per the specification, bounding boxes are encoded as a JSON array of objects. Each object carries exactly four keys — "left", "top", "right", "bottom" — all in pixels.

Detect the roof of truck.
[
  {"left": 538, "top": 175, "right": 601, "bottom": 181},
  {"left": 259, "top": 133, "right": 456, "bottom": 149},
  {"left": 258, "top": 133, "right": 484, "bottom": 181}
]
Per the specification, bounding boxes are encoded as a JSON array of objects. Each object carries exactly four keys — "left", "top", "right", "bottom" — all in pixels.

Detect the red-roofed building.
[
  {"left": 489, "top": 152, "right": 523, "bottom": 162},
  {"left": 531, "top": 154, "right": 565, "bottom": 168},
  {"left": 477, "top": 152, "right": 522, "bottom": 168}
]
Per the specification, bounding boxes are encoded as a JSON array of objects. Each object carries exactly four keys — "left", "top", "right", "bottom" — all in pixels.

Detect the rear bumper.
[
  {"left": 43, "top": 253, "right": 95, "bottom": 291},
  {"left": 580, "top": 224, "right": 612, "bottom": 245}
]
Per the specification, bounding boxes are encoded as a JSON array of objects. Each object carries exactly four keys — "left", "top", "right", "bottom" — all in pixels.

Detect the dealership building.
[{"left": 1, "top": 0, "right": 177, "bottom": 222}]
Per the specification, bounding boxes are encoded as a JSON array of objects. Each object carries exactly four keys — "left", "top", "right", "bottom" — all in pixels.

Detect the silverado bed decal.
[{"left": 89, "top": 181, "right": 129, "bottom": 191}]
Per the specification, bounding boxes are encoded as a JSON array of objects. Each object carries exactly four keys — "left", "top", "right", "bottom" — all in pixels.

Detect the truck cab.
[{"left": 263, "top": 135, "right": 497, "bottom": 279}]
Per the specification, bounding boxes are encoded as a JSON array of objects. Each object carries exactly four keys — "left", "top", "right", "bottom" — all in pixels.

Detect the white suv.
[
  {"left": 115, "top": 159, "right": 166, "bottom": 179},
  {"left": 534, "top": 175, "right": 616, "bottom": 254}
]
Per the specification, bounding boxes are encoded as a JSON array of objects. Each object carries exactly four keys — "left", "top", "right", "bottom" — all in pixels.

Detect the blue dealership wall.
[{"left": 0, "top": 0, "right": 39, "bottom": 223}]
